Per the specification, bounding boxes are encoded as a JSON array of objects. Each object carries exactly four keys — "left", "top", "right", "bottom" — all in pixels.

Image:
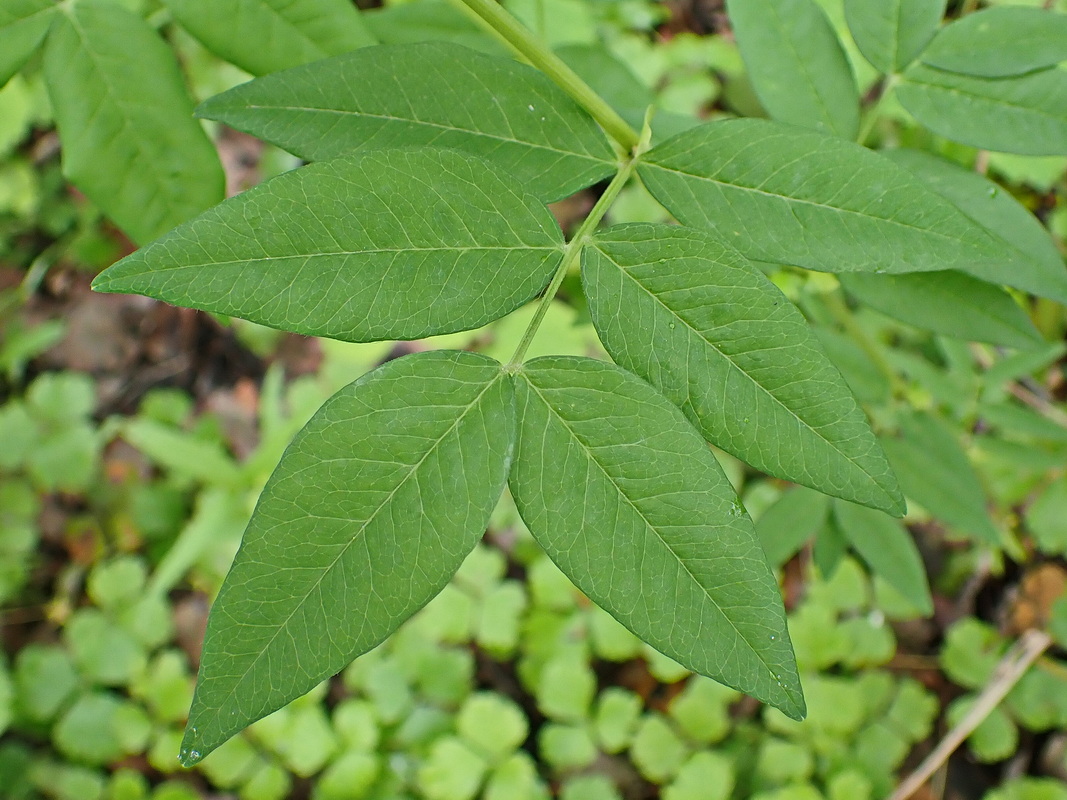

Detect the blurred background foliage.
[{"left": 1, "top": 0, "right": 1067, "bottom": 799}]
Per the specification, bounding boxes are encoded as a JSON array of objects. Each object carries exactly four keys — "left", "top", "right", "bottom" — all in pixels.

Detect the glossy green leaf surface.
[
  {"left": 197, "top": 42, "right": 616, "bottom": 203},
  {"left": 883, "top": 148, "right": 1067, "bottom": 303},
  {"left": 840, "top": 271, "right": 1042, "bottom": 349},
  {"left": 843, "top": 0, "right": 945, "bottom": 73},
  {"left": 833, "top": 500, "right": 933, "bottom": 615},
  {"left": 43, "top": 0, "right": 223, "bottom": 246},
  {"left": 726, "top": 0, "right": 860, "bottom": 139},
  {"left": 638, "top": 119, "right": 1017, "bottom": 276},
  {"left": 881, "top": 412, "right": 1000, "bottom": 545},
  {"left": 898, "top": 65, "right": 1067, "bottom": 155},
  {"left": 921, "top": 7, "right": 1067, "bottom": 78},
  {"left": 508, "top": 356, "right": 805, "bottom": 720},
  {"left": 163, "top": 0, "right": 375, "bottom": 76},
  {"left": 583, "top": 224, "right": 903, "bottom": 515},
  {"left": 181, "top": 351, "right": 516, "bottom": 764},
  {"left": 0, "top": 0, "right": 55, "bottom": 88},
  {"left": 93, "top": 148, "right": 563, "bottom": 343}
]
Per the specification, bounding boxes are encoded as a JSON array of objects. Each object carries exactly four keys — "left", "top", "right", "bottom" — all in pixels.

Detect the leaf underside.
[
  {"left": 0, "top": 0, "right": 56, "bottom": 88},
  {"left": 921, "top": 6, "right": 1067, "bottom": 78},
  {"left": 583, "top": 223, "right": 904, "bottom": 515},
  {"left": 843, "top": 0, "right": 946, "bottom": 74},
  {"left": 181, "top": 351, "right": 516, "bottom": 764},
  {"left": 197, "top": 41, "right": 617, "bottom": 203},
  {"left": 508, "top": 356, "right": 805, "bottom": 720},
  {"left": 834, "top": 499, "right": 933, "bottom": 615},
  {"left": 638, "top": 118, "right": 1018, "bottom": 278},
  {"left": 840, "top": 271, "right": 1042, "bottom": 350},
  {"left": 163, "top": 0, "right": 375, "bottom": 76},
  {"left": 43, "top": 0, "right": 224, "bottom": 245},
  {"left": 93, "top": 147, "right": 564, "bottom": 343},
  {"left": 898, "top": 64, "right": 1067, "bottom": 156},
  {"left": 881, "top": 411, "right": 1001, "bottom": 545},
  {"left": 883, "top": 148, "right": 1067, "bottom": 304},
  {"left": 727, "top": 0, "right": 860, "bottom": 139}
]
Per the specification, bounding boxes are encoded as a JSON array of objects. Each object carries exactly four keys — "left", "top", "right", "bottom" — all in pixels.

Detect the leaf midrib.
[
  {"left": 102, "top": 244, "right": 563, "bottom": 284},
  {"left": 641, "top": 159, "right": 976, "bottom": 247},
  {"left": 762, "top": 0, "right": 842, "bottom": 135},
  {"left": 523, "top": 375, "right": 792, "bottom": 698},
  {"left": 232, "top": 103, "right": 614, "bottom": 163},
  {"left": 901, "top": 69, "right": 1067, "bottom": 123},
  {"left": 592, "top": 243, "right": 889, "bottom": 499},
  {"left": 193, "top": 370, "right": 503, "bottom": 741}
]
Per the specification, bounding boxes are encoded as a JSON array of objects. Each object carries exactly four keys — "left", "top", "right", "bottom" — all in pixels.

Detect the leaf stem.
[
  {"left": 507, "top": 149, "right": 645, "bottom": 368},
  {"left": 451, "top": 0, "right": 641, "bottom": 153},
  {"left": 857, "top": 74, "right": 899, "bottom": 147}
]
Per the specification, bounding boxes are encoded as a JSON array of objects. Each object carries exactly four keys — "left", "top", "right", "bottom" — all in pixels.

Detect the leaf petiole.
[
  {"left": 857, "top": 73, "right": 900, "bottom": 146},
  {"left": 507, "top": 136, "right": 649, "bottom": 368}
]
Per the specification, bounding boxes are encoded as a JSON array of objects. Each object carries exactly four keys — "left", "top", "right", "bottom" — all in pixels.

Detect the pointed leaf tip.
[
  {"left": 182, "top": 350, "right": 516, "bottom": 759},
  {"left": 509, "top": 356, "right": 805, "bottom": 718},
  {"left": 584, "top": 224, "right": 905, "bottom": 517}
]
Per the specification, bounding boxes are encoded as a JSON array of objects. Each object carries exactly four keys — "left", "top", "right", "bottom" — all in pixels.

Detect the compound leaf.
[
  {"left": 509, "top": 356, "right": 805, "bottom": 720},
  {"left": 583, "top": 224, "right": 903, "bottom": 515},
  {"left": 0, "top": 0, "right": 55, "bottom": 88},
  {"left": 180, "top": 350, "right": 516, "bottom": 764},
  {"left": 726, "top": 0, "right": 859, "bottom": 139},
  {"left": 921, "top": 7, "right": 1067, "bottom": 78},
  {"left": 881, "top": 411, "right": 1000, "bottom": 545},
  {"left": 883, "top": 148, "right": 1067, "bottom": 304},
  {"left": 638, "top": 118, "right": 1017, "bottom": 277},
  {"left": 42, "top": 0, "right": 224, "bottom": 245},
  {"left": 897, "top": 64, "right": 1067, "bottom": 156},
  {"left": 93, "top": 148, "right": 563, "bottom": 343},
  {"left": 843, "top": 0, "right": 945, "bottom": 74},
  {"left": 197, "top": 42, "right": 616, "bottom": 203},
  {"left": 162, "top": 0, "right": 375, "bottom": 76},
  {"left": 840, "top": 271, "right": 1042, "bottom": 349},
  {"left": 834, "top": 499, "right": 933, "bottom": 614}
]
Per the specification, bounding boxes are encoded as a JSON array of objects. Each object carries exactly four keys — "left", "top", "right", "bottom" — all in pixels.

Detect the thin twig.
[{"left": 889, "top": 629, "right": 1053, "bottom": 800}]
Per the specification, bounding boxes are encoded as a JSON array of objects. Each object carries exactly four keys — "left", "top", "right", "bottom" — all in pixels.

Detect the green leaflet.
[
  {"left": 0, "top": 0, "right": 55, "bottom": 88},
  {"left": 843, "top": 0, "right": 945, "bottom": 74},
  {"left": 364, "top": 1, "right": 505, "bottom": 56},
  {"left": 42, "top": 0, "right": 224, "bottom": 246},
  {"left": 756, "top": 486, "right": 831, "bottom": 569},
  {"left": 883, "top": 148, "right": 1067, "bottom": 303},
  {"left": 897, "top": 64, "right": 1067, "bottom": 156},
  {"left": 921, "top": 7, "right": 1067, "bottom": 78},
  {"left": 180, "top": 351, "right": 516, "bottom": 764},
  {"left": 93, "top": 148, "right": 564, "bottom": 343},
  {"left": 583, "top": 224, "right": 903, "bottom": 515},
  {"left": 812, "top": 514, "right": 847, "bottom": 578},
  {"left": 197, "top": 42, "right": 616, "bottom": 203},
  {"left": 508, "top": 356, "right": 805, "bottom": 720},
  {"left": 833, "top": 500, "right": 933, "bottom": 614},
  {"left": 162, "top": 0, "right": 375, "bottom": 76},
  {"left": 727, "top": 0, "right": 860, "bottom": 139},
  {"left": 638, "top": 119, "right": 1017, "bottom": 277},
  {"left": 881, "top": 412, "right": 1001, "bottom": 545},
  {"left": 840, "top": 271, "right": 1042, "bottom": 349}
]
